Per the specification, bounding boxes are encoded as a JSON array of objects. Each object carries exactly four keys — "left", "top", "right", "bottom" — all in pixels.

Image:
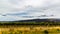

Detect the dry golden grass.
[{"left": 0, "top": 26, "right": 60, "bottom": 34}]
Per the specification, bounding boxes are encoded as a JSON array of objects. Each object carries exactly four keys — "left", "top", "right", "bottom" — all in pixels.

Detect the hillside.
[{"left": 0, "top": 19, "right": 59, "bottom": 26}]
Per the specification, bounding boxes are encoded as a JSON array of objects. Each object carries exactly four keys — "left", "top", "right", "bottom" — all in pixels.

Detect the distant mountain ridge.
[
  {"left": 14, "top": 19, "right": 60, "bottom": 22},
  {"left": 0, "top": 19, "right": 60, "bottom": 25},
  {"left": 0, "top": 19, "right": 60, "bottom": 22}
]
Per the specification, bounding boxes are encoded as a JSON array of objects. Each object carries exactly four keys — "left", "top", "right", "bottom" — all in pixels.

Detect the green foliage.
[{"left": 0, "top": 21, "right": 60, "bottom": 26}]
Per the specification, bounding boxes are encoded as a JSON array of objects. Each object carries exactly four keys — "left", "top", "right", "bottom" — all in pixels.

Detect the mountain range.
[{"left": 14, "top": 19, "right": 60, "bottom": 22}]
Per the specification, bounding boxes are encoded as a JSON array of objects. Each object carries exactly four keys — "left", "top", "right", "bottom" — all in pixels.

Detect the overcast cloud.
[{"left": 0, "top": 0, "right": 60, "bottom": 21}]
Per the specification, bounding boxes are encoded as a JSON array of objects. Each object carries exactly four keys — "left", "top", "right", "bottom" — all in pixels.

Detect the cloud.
[{"left": 0, "top": 0, "right": 60, "bottom": 21}]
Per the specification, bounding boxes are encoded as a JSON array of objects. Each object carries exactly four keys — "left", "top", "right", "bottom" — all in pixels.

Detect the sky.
[{"left": 0, "top": 0, "right": 60, "bottom": 21}]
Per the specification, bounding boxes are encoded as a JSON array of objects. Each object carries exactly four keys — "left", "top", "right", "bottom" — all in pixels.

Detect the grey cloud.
[{"left": 0, "top": 0, "right": 60, "bottom": 21}]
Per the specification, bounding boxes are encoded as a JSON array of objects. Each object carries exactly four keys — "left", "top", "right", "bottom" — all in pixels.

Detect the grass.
[{"left": 0, "top": 26, "right": 60, "bottom": 34}]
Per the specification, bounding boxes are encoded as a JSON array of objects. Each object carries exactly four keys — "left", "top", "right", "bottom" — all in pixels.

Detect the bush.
[{"left": 43, "top": 30, "right": 49, "bottom": 34}]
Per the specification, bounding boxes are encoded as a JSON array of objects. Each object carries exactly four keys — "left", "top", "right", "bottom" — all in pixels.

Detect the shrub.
[{"left": 43, "top": 30, "right": 49, "bottom": 34}]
